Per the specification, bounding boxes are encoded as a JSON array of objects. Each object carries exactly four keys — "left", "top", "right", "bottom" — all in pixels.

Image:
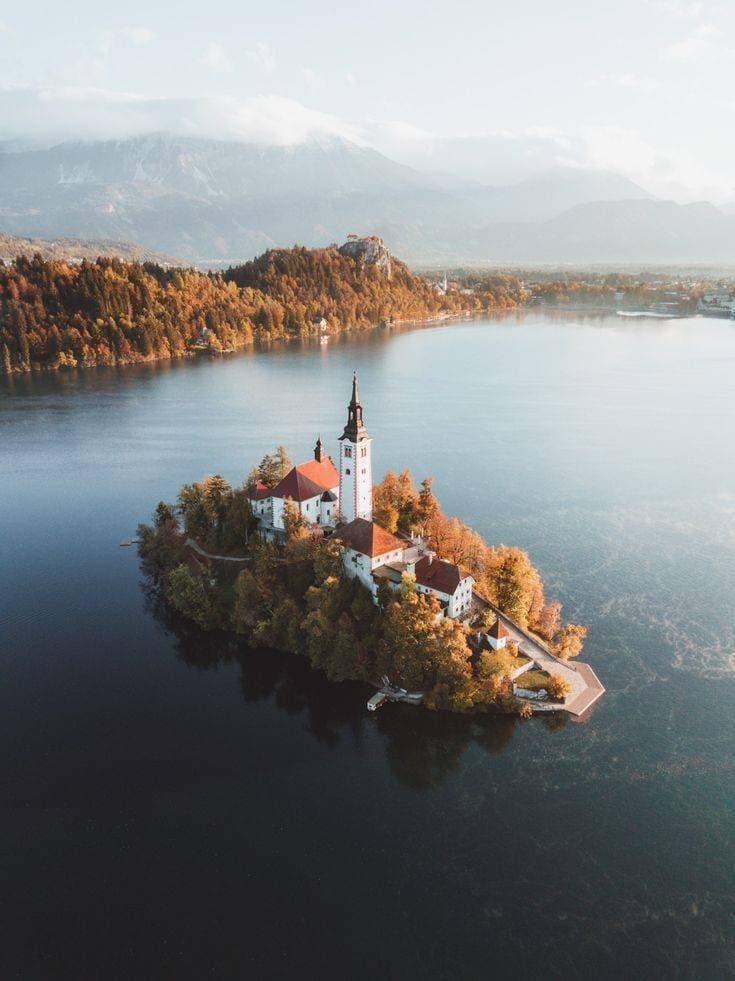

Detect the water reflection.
[{"left": 142, "top": 577, "right": 545, "bottom": 788}]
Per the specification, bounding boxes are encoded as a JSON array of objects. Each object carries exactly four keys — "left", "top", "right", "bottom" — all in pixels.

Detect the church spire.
[
  {"left": 338, "top": 372, "right": 373, "bottom": 522},
  {"left": 314, "top": 434, "right": 324, "bottom": 462},
  {"left": 340, "top": 371, "right": 369, "bottom": 442}
]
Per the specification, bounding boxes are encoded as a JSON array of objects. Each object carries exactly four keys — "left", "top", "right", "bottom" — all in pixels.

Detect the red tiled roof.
[
  {"left": 333, "top": 518, "right": 405, "bottom": 558},
  {"left": 414, "top": 555, "right": 471, "bottom": 596},
  {"left": 249, "top": 480, "right": 272, "bottom": 501},
  {"left": 271, "top": 468, "right": 326, "bottom": 502},
  {"left": 296, "top": 457, "right": 339, "bottom": 490},
  {"left": 488, "top": 618, "right": 510, "bottom": 639}
]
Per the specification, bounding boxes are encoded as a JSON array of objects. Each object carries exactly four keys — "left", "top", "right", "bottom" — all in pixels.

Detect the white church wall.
[{"left": 339, "top": 437, "right": 373, "bottom": 523}]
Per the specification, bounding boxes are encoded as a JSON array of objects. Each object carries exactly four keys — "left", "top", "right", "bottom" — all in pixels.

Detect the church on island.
[{"left": 248, "top": 375, "right": 476, "bottom": 622}]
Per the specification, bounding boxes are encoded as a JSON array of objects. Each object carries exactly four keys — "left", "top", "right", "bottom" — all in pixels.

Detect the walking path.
[
  {"left": 186, "top": 538, "right": 251, "bottom": 563},
  {"left": 472, "top": 593, "right": 605, "bottom": 718}
]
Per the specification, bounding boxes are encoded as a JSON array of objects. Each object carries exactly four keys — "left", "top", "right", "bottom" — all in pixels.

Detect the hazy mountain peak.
[{"left": 1, "top": 133, "right": 733, "bottom": 266}]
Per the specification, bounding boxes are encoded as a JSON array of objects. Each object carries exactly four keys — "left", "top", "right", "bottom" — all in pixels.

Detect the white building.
[
  {"left": 339, "top": 373, "right": 373, "bottom": 523},
  {"left": 333, "top": 518, "right": 406, "bottom": 592},
  {"left": 249, "top": 375, "right": 475, "bottom": 622},
  {"left": 249, "top": 436, "right": 340, "bottom": 540},
  {"left": 485, "top": 617, "right": 510, "bottom": 650},
  {"left": 334, "top": 520, "right": 475, "bottom": 622}
]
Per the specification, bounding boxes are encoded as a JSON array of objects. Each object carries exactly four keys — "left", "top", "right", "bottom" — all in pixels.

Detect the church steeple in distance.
[
  {"left": 341, "top": 371, "right": 369, "bottom": 443},
  {"left": 314, "top": 434, "right": 324, "bottom": 462}
]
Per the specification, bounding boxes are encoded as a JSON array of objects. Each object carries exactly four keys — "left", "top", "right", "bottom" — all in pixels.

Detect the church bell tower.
[{"left": 339, "top": 373, "right": 372, "bottom": 523}]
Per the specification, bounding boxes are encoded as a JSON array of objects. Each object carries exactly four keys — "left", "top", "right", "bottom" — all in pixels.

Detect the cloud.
[
  {"left": 651, "top": 0, "right": 704, "bottom": 17},
  {"left": 122, "top": 27, "right": 156, "bottom": 46},
  {"left": 0, "top": 86, "right": 364, "bottom": 147},
  {"left": 586, "top": 73, "right": 660, "bottom": 94},
  {"left": 302, "top": 67, "right": 318, "bottom": 85},
  {"left": 0, "top": 84, "right": 732, "bottom": 201},
  {"left": 95, "top": 30, "right": 115, "bottom": 57},
  {"left": 366, "top": 123, "right": 583, "bottom": 184},
  {"left": 661, "top": 22, "right": 725, "bottom": 63},
  {"left": 246, "top": 42, "right": 276, "bottom": 73},
  {"left": 663, "top": 34, "right": 709, "bottom": 62},
  {"left": 201, "top": 42, "right": 233, "bottom": 74}
]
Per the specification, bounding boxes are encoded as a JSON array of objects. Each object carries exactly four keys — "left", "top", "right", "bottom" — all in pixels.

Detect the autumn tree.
[
  {"left": 534, "top": 600, "right": 562, "bottom": 641},
  {"left": 377, "top": 592, "right": 472, "bottom": 698},
  {"left": 178, "top": 482, "right": 209, "bottom": 541},
  {"left": 554, "top": 624, "right": 588, "bottom": 660},
  {"left": 154, "top": 501, "right": 178, "bottom": 530},
  {"left": 232, "top": 568, "right": 268, "bottom": 634},
  {"left": 137, "top": 513, "right": 187, "bottom": 578},
  {"left": 491, "top": 548, "right": 544, "bottom": 628},
  {"left": 415, "top": 477, "right": 440, "bottom": 531},
  {"left": 546, "top": 674, "right": 572, "bottom": 701},
  {"left": 282, "top": 497, "right": 308, "bottom": 541},
  {"left": 165, "top": 564, "right": 226, "bottom": 630}
]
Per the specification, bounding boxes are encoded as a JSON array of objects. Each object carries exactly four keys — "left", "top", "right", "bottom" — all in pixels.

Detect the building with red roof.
[
  {"left": 249, "top": 435, "right": 340, "bottom": 540},
  {"left": 247, "top": 377, "right": 474, "bottom": 622},
  {"left": 486, "top": 617, "right": 510, "bottom": 650}
]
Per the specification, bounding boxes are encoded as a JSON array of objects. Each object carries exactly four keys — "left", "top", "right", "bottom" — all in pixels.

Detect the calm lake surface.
[{"left": 2, "top": 312, "right": 734, "bottom": 979}]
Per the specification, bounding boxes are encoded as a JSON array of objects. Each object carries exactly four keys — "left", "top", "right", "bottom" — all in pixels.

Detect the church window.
[
  {"left": 345, "top": 447, "right": 352, "bottom": 458},
  {"left": 346, "top": 468, "right": 351, "bottom": 475}
]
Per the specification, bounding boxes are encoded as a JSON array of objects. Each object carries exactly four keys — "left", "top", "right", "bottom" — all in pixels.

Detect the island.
[{"left": 138, "top": 375, "right": 604, "bottom": 718}]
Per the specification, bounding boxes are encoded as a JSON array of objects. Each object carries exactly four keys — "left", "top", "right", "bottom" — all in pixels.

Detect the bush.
[{"left": 546, "top": 674, "right": 572, "bottom": 701}]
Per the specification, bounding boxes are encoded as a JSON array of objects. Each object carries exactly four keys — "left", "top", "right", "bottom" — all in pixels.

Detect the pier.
[
  {"left": 472, "top": 593, "right": 605, "bottom": 718},
  {"left": 367, "top": 678, "right": 424, "bottom": 712}
]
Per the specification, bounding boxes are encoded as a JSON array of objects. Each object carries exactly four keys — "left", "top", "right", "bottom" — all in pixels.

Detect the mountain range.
[
  {"left": 2, "top": 132, "right": 735, "bottom": 266},
  {"left": 0, "top": 233, "right": 177, "bottom": 265}
]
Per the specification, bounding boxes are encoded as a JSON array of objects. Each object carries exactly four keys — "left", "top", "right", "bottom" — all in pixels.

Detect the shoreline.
[
  {"left": 138, "top": 514, "right": 599, "bottom": 721},
  {"left": 4, "top": 301, "right": 702, "bottom": 378},
  {"left": 2, "top": 308, "right": 480, "bottom": 376}
]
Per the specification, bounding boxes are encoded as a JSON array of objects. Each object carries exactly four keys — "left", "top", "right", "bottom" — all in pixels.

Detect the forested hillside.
[{"left": 0, "top": 246, "right": 517, "bottom": 373}]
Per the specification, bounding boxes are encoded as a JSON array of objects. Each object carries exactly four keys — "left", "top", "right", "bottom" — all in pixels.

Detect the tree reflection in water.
[{"left": 143, "top": 580, "right": 570, "bottom": 789}]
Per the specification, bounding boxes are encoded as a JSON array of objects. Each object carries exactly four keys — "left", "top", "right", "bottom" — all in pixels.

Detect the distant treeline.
[
  {"left": 0, "top": 247, "right": 519, "bottom": 373},
  {"left": 451, "top": 268, "right": 705, "bottom": 310}
]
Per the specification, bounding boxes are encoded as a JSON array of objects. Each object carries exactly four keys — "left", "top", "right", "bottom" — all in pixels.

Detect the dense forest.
[
  {"left": 0, "top": 246, "right": 516, "bottom": 374},
  {"left": 138, "top": 466, "right": 586, "bottom": 715}
]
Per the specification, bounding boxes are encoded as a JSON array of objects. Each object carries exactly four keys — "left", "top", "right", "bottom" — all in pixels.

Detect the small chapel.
[{"left": 248, "top": 374, "right": 475, "bottom": 622}]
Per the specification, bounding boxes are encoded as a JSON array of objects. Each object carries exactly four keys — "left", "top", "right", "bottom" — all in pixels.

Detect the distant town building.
[{"left": 698, "top": 291, "right": 735, "bottom": 317}]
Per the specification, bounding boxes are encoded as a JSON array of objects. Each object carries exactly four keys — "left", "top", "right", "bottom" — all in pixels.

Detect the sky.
[{"left": 1, "top": 0, "right": 734, "bottom": 200}]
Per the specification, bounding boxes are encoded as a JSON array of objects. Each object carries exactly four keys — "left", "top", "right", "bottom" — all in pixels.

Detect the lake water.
[{"left": 2, "top": 312, "right": 734, "bottom": 979}]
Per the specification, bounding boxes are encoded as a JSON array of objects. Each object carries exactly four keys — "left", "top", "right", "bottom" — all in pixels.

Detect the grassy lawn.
[
  {"left": 514, "top": 669, "right": 551, "bottom": 691},
  {"left": 481, "top": 650, "right": 532, "bottom": 677}
]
